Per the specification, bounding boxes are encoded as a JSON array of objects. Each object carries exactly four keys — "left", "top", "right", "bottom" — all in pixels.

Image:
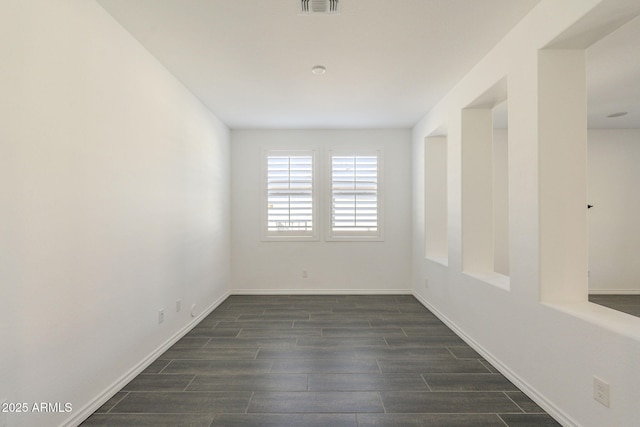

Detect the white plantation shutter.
[
  {"left": 329, "top": 152, "right": 381, "bottom": 239},
  {"left": 264, "top": 151, "right": 316, "bottom": 239}
]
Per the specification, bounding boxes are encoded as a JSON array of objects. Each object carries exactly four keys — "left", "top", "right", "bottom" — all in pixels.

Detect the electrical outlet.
[
  {"left": 176, "top": 299, "right": 182, "bottom": 312},
  {"left": 158, "top": 309, "right": 165, "bottom": 324},
  {"left": 593, "top": 376, "right": 610, "bottom": 407}
]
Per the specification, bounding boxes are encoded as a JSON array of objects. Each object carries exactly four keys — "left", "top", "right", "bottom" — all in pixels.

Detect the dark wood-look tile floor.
[
  {"left": 81, "top": 295, "right": 560, "bottom": 426},
  {"left": 589, "top": 294, "right": 640, "bottom": 318}
]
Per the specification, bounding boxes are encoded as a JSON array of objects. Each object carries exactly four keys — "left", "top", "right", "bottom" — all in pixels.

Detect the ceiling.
[
  {"left": 96, "top": 0, "right": 639, "bottom": 129},
  {"left": 96, "top": 0, "right": 540, "bottom": 128},
  {"left": 586, "top": 13, "right": 640, "bottom": 129}
]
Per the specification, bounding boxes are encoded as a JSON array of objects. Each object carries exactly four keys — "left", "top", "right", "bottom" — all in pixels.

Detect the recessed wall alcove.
[
  {"left": 424, "top": 133, "right": 448, "bottom": 265},
  {"left": 461, "top": 77, "right": 510, "bottom": 289}
]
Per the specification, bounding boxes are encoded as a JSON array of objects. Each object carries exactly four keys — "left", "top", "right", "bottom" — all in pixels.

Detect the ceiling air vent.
[{"left": 300, "top": 0, "right": 340, "bottom": 15}]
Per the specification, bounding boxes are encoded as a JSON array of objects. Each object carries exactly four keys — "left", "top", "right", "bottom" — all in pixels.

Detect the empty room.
[{"left": 2, "top": 1, "right": 640, "bottom": 426}]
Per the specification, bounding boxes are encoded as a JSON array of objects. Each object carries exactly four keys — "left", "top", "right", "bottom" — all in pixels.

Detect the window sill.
[
  {"left": 261, "top": 235, "right": 319, "bottom": 242},
  {"left": 325, "top": 236, "right": 384, "bottom": 242},
  {"left": 542, "top": 301, "right": 640, "bottom": 341},
  {"left": 426, "top": 255, "right": 449, "bottom": 267},
  {"left": 463, "top": 271, "right": 511, "bottom": 292}
]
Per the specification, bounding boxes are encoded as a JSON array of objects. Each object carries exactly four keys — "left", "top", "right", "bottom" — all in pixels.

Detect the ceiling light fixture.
[
  {"left": 607, "top": 112, "right": 628, "bottom": 118},
  {"left": 311, "top": 65, "right": 326, "bottom": 75}
]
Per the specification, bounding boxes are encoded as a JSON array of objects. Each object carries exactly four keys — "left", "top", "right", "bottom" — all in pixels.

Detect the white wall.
[
  {"left": 493, "top": 129, "right": 509, "bottom": 276},
  {"left": 0, "top": 1, "right": 231, "bottom": 426},
  {"left": 588, "top": 129, "right": 640, "bottom": 294},
  {"left": 412, "top": 1, "right": 640, "bottom": 426},
  {"left": 231, "top": 129, "right": 412, "bottom": 293}
]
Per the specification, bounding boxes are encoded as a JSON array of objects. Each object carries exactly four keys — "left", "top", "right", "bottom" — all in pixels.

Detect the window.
[
  {"left": 263, "top": 150, "right": 317, "bottom": 240},
  {"left": 327, "top": 151, "right": 382, "bottom": 240}
]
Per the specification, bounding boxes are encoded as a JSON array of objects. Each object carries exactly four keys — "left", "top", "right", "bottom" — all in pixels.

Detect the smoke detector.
[{"left": 300, "top": 0, "right": 340, "bottom": 15}]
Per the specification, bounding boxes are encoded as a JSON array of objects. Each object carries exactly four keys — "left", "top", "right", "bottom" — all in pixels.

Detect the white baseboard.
[
  {"left": 412, "top": 292, "right": 579, "bottom": 427},
  {"left": 64, "top": 290, "right": 231, "bottom": 427},
  {"left": 589, "top": 289, "right": 640, "bottom": 295},
  {"left": 231, "top": 288, "right": 413, "bottom": 295}
]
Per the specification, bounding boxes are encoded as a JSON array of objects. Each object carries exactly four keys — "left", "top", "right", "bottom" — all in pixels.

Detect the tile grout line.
[
  {"left": 376, "top": 391, "right": 387, "bottom": 414},
  {"left": 182, "top": 375, "right": 197, "bottom": 392},
  {"left": 244, "top": 391, "right": 254, "bottom": 415},
  {"left": 503, "top": 391, "right": 526, "bottom": 413},
  {"left": 496, "top": 413, "right": 511, "bottom": 426},
  {"left": 157, "top": 360, "right": 172, "bottom": 374},
  {"left": 420, "top": 374, "right": 433, "bottom": 392},
  {"left": 105, "top": 391, "right": 129, "bottom": 414},
  {"left": 445, "top": 346, "right": 458, "bottom": 360},
  {"left": 479, "top": 359, "right": 495, "bottom": 373}
]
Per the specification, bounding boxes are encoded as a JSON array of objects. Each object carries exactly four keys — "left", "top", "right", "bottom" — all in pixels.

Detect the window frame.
[
  {"left": 261, "top": 149, "right": 319, "bottom": 242},
  {"left": 325, "top": 149, "right": 384, "bottom": 241}
]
